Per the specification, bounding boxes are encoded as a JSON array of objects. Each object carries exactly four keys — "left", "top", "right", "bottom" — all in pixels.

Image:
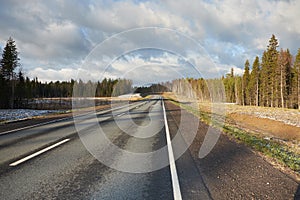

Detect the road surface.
[{"left": 0, "top": 96, "right": 298, "bottom": 199}]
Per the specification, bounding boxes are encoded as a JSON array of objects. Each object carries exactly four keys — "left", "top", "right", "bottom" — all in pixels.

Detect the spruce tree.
[
  {"left": 249, "top": 56, "right": 260, "bottom": 106},
  {"left": 243, "top": 60, "right": 250, "bottom": 105},
  {"left": 1, "top": 37, "right": 19, "bottom": 80},
  {"left": 294, "top": 49, "right": 300, "bottom": 109},
  {"left": 260, "top": 51, "right": 268, "bottom": 106},
  {"left": 267, "top": 34, "right": 279, "bottom": 107},
  {"left": 0, "top": 37, "right": 20, "bottom": 108}
]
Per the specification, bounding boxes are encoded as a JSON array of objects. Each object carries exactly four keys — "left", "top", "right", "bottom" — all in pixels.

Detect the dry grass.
[
  {"left": 163, "top": 92, "right": 300, "bottom": 151},
  {"left": 164, "top": 92, "right": 300, "bottom": 174}
]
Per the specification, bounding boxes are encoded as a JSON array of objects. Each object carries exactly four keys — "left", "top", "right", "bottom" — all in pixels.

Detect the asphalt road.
[
  {"left": 0, "top": 97, "right": 208, "bottom": 199},
  {"left": 0, "top": 96, "right": 298, "bottom": 199}
]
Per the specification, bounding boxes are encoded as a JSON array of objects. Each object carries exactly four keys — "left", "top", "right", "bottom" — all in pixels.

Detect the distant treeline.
[
  {"left": 171, "top": 78, "right": 225, "bottom": 102},
  {"left": 172, "top": 35, "right": 300, "bottom": 109},
  {"left": 0, "top": 75, "right": 132, "bottom": 109},
  {"left": 0, "top": 37, "right": 133, "bottom": 108},
  {"left": 135, "top": 83, "right": 171, "bottom": 97}
]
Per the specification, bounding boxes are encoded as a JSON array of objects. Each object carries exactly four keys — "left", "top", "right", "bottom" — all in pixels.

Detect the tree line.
[
  {"left": 223, "top": 34, "right": 300, "bottom": 109},
  {"left": 0, "top": 37, "right": 132, "bottom": 109},
  {"left": 171, "top": 35, "right": 300, "bottom": 109},
  {"left": 171, "top": 78, "right": 225, "bottom": 102}
]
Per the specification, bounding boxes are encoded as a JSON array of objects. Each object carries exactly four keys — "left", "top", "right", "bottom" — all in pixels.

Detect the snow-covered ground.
[
  {"left": 0, "top": 109, "right": 62, "bottom": 123},
  {"left": 118, "top": 93, "right": 141, "bottom": 98}
]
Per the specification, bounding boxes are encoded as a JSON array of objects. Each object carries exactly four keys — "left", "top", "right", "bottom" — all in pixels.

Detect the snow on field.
[
  {"left": 0, "top": 109, "right": 61, "bottom": 123},
  {"left": 118, "top": 93, "right": 141, "bottom": 98}
]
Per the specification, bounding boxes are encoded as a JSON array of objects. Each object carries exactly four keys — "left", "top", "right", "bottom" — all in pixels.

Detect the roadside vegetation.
[
  {"left": 165, "top": 94, "right": 300, "bottom": 174},
  {"left": 162, "top": 35, "right": 300, "bottom": 174}
]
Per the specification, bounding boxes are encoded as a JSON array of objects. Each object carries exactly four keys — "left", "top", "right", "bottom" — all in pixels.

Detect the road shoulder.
[{"left": 165, "top": 101, "right": 299, "bottom": 199}]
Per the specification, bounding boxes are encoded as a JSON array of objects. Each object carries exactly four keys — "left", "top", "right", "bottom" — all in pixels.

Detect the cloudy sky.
[{"left": 1, "top": 0, "right": 300, "bottom": 84}]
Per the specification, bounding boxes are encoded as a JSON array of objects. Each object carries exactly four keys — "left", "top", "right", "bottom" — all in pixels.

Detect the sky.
[{"left": 0, "top": 0, "right": 300, "bottom": 84}]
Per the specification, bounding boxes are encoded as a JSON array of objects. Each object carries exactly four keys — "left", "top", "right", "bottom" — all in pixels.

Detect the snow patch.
[{"left": 0, "top": 109, "right": 61, "bottom": 123}]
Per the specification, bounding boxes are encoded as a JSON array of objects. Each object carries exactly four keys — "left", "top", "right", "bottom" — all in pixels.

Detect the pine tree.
[
  {"left": 260, "top": 51, "right": 268, "bottom": 106},
  {"left": 15, "top": 69, "right": 25, "bottom": 107},
  {"left": 243, "top": 60, "right": 250, "bottom": 105},
  {"left": 285, "top": 49, "right": 293, "bottom": 108},
  {"left": 0, "top": 68, "right": 8, "bottom": 108},
  {"left": 235, "top": 76, "right": 243, "bottom": 105},
  {"left": 0, "top": 37, "right": 20, "bottom": 108},
  {"left": 278, "top": 49, "right": 287, "bottom": 108},
  {"left": 267, "top": 34, "right": 279, "bottom": 107},
  {"left": 278, "top": 49, "right": 293, "bottom": 108},
  {"left": 223, "top": 68, "right": 236, "bottom": 103},
  {"left": 293, "top": 49, "right": 300, "bottom": 109},
  {"left": 249, "top": 56, "right": 260, "bottom": 106}
]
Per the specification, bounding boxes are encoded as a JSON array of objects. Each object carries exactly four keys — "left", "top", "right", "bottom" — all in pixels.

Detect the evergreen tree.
[
  {"left": 0, "top": 68, "right": 9, "bottom": 108},
  {"left": 260, "top": 51, "right": 268, "bottom": 106},
  {"left": 293, "top": 49, "right": 300, "bottom": 109},
  {"left": 0, "top": 37, "right": 20, "bottom": 108},
  {"left": 235, "top": 76, "right": 243, "bottom": 105},
  {"left": 285, "top": 49, "right": 293, "bottom": 108},
  {"left": 249, "top": 56, "right": 260, "bottom": 106},
  {"left": 243, "top": 60, "right": 250, "bottom": 105},
  {"left": 267, "top": 34, "right": 279, "bottom": 107},
  {"left": 15, "top": 70, "right": 25, "bottom": 107},
  {"left": 223, "top": 68, "right": 236, "bottom": 103},
  {"left": 277, "top": 49, "right": 293, "bottom": 108}
]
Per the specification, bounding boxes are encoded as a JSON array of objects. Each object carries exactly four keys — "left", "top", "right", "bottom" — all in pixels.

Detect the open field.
[
  {"left": 198, "top": 102, "right": 300, "bottom": 128},
  {"left": 22, "top": 95, "right": 143, "bottom": 110},
  {"left": 164, "top": 92, "right": 300, "bottom": 141},
  {"left": 164, "top": 92, "right": 300, "bottom": 177}
]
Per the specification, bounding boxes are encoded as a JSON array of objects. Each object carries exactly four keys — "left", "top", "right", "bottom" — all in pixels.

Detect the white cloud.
[
  {"left": 28, "top": 67, "right": 78, "bottom": 82},
  {"left": 0, "top": 0, "right": 300, "bottom": 83}
]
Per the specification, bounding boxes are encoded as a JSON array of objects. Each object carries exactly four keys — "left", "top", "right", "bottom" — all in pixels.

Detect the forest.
[
  {"left": 1, "top": 35, "right": 299, "bottom": 109},
  {"left": 0, "top": 38, "right": 132, "bottom": 108},
  {"left": 172, "top": 35, "right": 300, "bottom": 109}
]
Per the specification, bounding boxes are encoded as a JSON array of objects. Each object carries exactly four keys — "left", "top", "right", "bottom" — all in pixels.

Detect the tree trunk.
[
  {"left": 298, "top": 68, "right": 300, "bottom": 110},
  {"left": 280, "top": 66, "right": 284, "bottom": 108},
  {"left": 271, "top": 77, "right": 274, "bottom": 107},
  {"left": 256, "top": 78, "right": 259, "bottom": 106},
  {"left": 10, "top": 76, "right": 14, "bottom": 109}
]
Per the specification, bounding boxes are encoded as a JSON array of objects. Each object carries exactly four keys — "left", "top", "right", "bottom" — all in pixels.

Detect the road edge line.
[{"left": 162, "top": 99, "right": 183, "bottom": 200}]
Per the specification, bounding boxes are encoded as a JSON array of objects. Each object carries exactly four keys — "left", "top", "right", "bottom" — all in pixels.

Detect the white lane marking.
[
  {"left": 0, "top": 117, "right": 69, "bottom": 136},
  {"left": 9, "top": 138, "right": 70, "bottom": 167},
  {"left": 162, "top": 99, "right": 182, "bottom": 200},
  {"left": 117, "top": 112, "right": 126, "bottom": 117}
]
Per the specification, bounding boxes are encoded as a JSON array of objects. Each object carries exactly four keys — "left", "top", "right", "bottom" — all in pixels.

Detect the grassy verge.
[{"left": 167, "top": 98, "right": 300, "bottom": 173}]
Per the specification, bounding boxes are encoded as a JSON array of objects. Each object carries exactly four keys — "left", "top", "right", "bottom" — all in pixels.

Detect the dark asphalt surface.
[
  {"left": 0, "top": 97, "right": 208, "bottom": 199},
  {"left": 0, "top": 97, "right": 298, "bottom": 199}
]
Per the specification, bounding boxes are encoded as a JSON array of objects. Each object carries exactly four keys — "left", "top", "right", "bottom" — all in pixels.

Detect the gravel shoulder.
[{"left": 165, "top": 100, "right": 299, "bottom": 199}]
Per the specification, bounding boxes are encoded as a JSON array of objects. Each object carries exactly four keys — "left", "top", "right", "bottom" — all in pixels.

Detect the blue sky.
[{"left": 0, "top": 0, "right": 299, "bottom": 84}]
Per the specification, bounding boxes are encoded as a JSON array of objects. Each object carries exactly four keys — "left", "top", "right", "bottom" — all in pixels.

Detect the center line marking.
[
  {"left": 9, "top": 138, "right": 70, "bottom": 167},
  {"left": 162, "top": 99, "right": 182, "bottom": 200}
]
